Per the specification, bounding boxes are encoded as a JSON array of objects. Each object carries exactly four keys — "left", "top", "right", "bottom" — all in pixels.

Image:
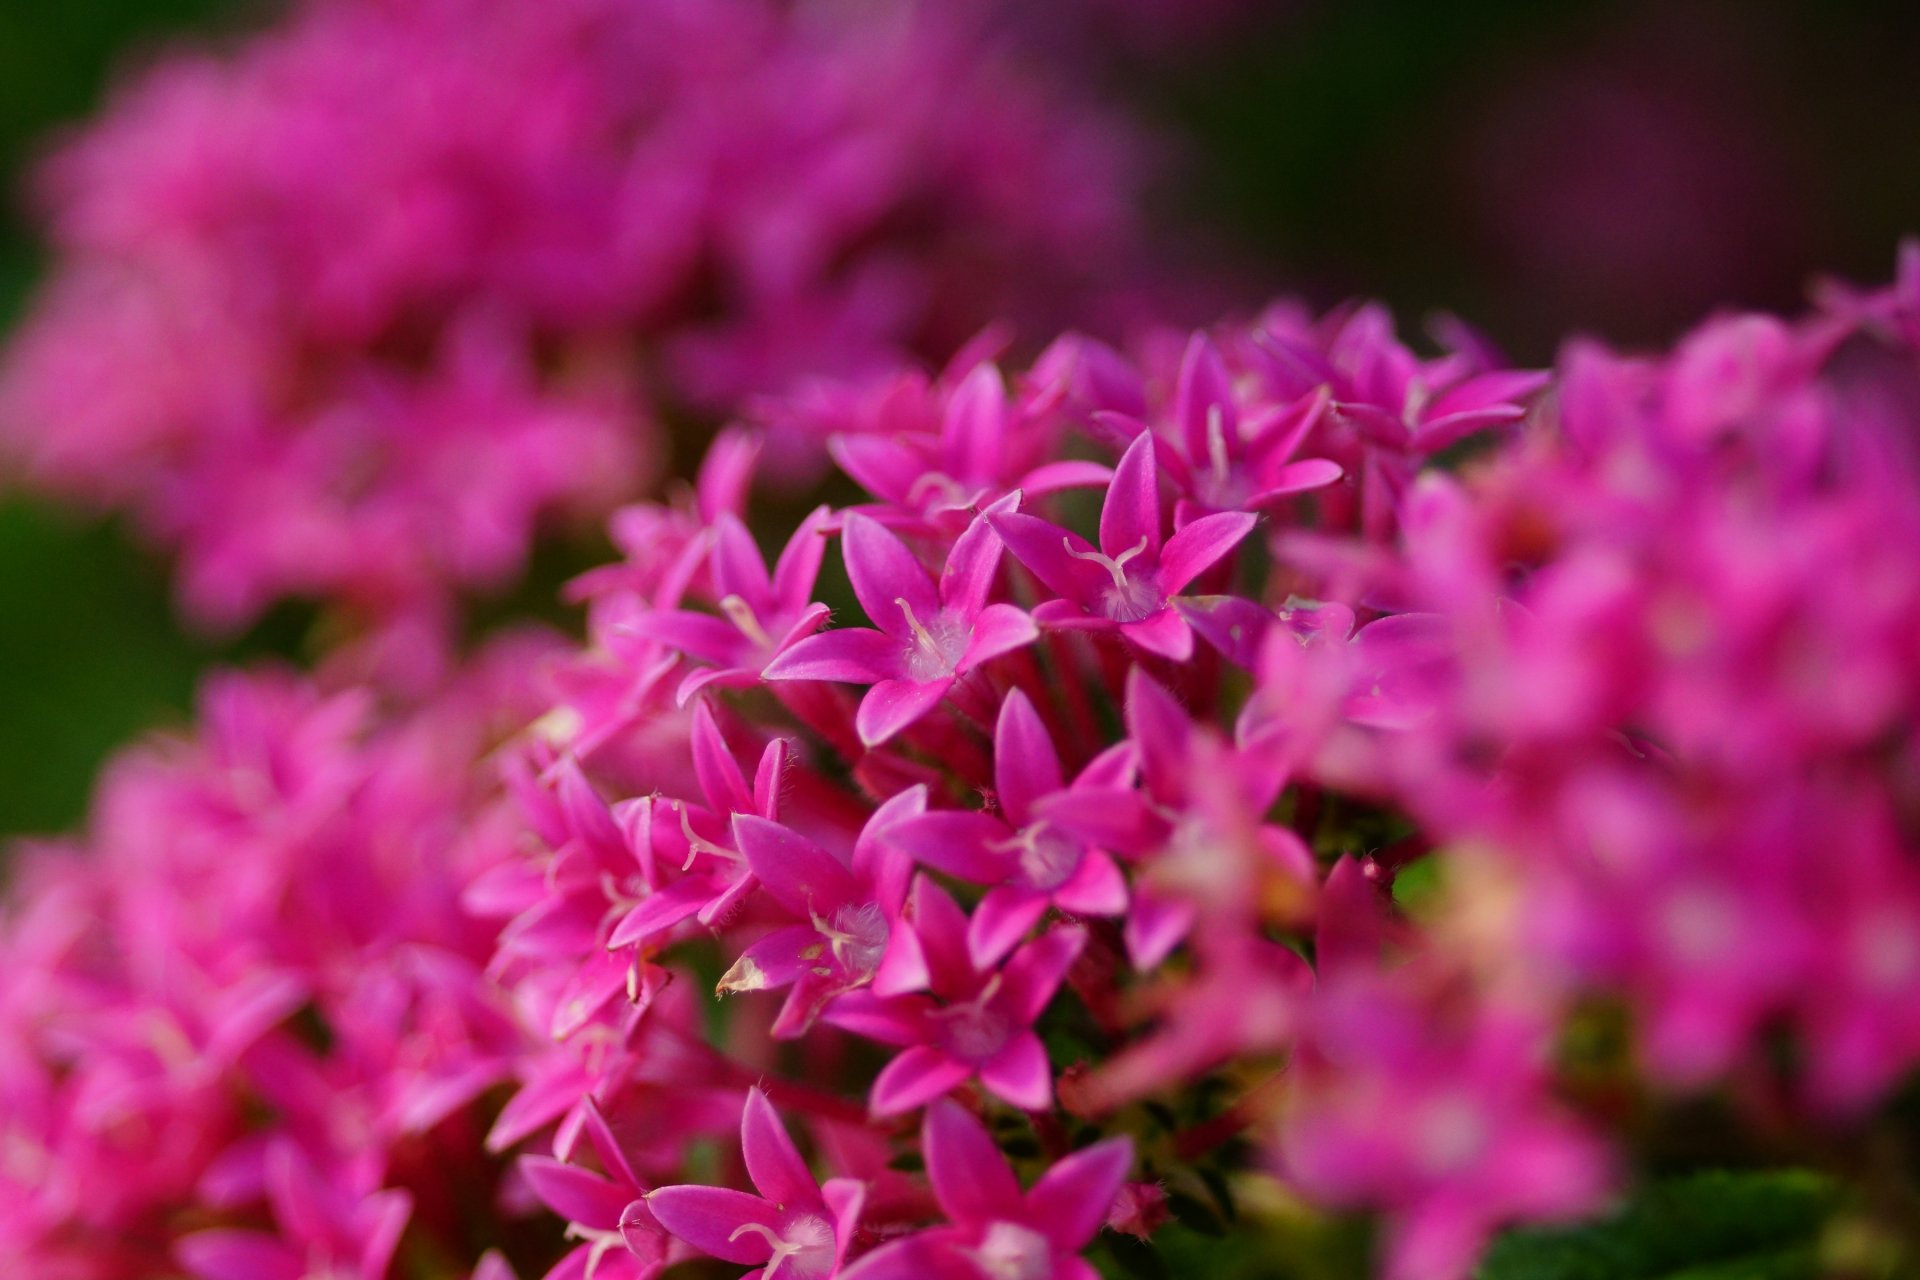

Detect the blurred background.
[{"left": 2, "top": 0, "right": 1918, "bottom": 835}]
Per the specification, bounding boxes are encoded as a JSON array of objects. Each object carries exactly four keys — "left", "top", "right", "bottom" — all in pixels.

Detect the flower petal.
[
  {"left": 968, "top": 887, "right": 1050, "bottom": 969},
  {"left": 645, "top": 1185, "right": 780, "bottom": 1264},
  {"left": 1120, "top": 610, "right": 1192, "bottom": 661},
  {"left": 732, "top": 816, "right": 857, "bottom": 916},
  {"left": 843, "top": 512, "right": 939, "bottom": 641},
  {"left": 1100, "top": 431, "right": 1163, "bottom": 562},
  {"left": 993, "top": 689, "right": 1064, "bottom": 824},
  {"left": 742, "top": 1087, "right": 820, "bottom": 1208},
  {"left": 763, "top": 627, "right": 905, "bottom": 684},
  {"left": 979, "top": 1031, "right": 1054, "bottom": 1112},
  {"left": 957, "top": 603, "right": 1038, "bottom": 674},
  {"left": 870, "top": 1045, "right": 975, "bottom": 1116},
  {"left": 1158, "top": 510, "right": 1257, "bottom": 595},
  {"left": 891, "top": 811, "right": 1013, "bottom": 884},
  {"left": 856, "top": 677, "right": 952, "bottom": 747},
  {"left": 924, "top": 1099, "right": 1023, "bottom": 1224},
  {"left": 1025, "top": 1136, "right": 1134, "bottom": 1251}
]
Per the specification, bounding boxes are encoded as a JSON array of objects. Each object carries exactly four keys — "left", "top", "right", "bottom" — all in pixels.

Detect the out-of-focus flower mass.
[
  {"left": 2, "top": 1, "right": 1919, "bottom": 1278},
  {"left": 0, "top": 0, "right": 1148, "bottom": 649}
]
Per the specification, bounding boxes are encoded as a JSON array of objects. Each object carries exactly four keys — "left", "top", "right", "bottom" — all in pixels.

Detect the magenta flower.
[
  {"left": 645, "top": 505, "right": 835, "bottom": 705},
  {"left": 176, "top": 1142, "right": 412, "bottom": 1280},
  {"left": 887, "top": 688, "right": 1133, "bottom": 966},
  {"left": 825, "top": 879, "right": 1084, "bottom": 1115},
  {"left": 716, "top": 788, "right": 925, "bottom": 1037},
  {"left": 840, "top": 1101, "right": 1131, "bottom": 1280},
  {"left": 992, "top": 432, "right": 1256, "bottom": 660},
  {"left": 826, "top": 361, "right": 1113, "bottom": 530},
  {"left": 1105, "top": 332, "right": 1342, "bottom": 520},
  {"left": 647, "top": 1088, "right": 866, "bottom": 1280},
  {"left": 764, "top": 503, "right": 1037, "bottom": 746}
]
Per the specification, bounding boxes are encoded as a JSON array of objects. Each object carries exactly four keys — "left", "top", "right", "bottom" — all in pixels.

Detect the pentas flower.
[
  {"left": 818, "top": 356, "right": 1115, "bottom": 531},
  {"left": 176, "top": 1141, "right": 412, "bottom": 1280},
  {"left": 992, "top": 432, "right": 1257, "bottom": 660},
  {"left": 1101, "top": 332, "right": 1342, "bottom": 521},
  {"left": 647, "top": 1088, "right": 866, "bottom": 1280},
  {"left": 716, "top": 788, "right": 927, "bottom": 1037},
  {"left": 765, "top": 503, "right": 1038, "bottom": 746},
  {"left": 887, "top": 688, "right": 1134, "bottom": 966},
  {"left": 645, "top": 506, "right": 835, "bottom": 705},
  {"left": 825, "top": 879, "right": 1085, "bottom": 1115},
  {"left": 841, "top": 1101, "right": 1132, "bottom": 1280}
]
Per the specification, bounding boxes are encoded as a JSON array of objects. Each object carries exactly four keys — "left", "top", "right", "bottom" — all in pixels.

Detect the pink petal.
[
  {"left": 719, "top": 924, "right": 824, "bottom": 994},
  {"left": 1120, "top": 610, "right": 1192, "bottom": 661},
  {"left": 831, "top": 434, "right": 922, "bottom": 505},
  {"left": 771, "top": 505, "right": 833, "bottom": 611},
  {"left": 870, "top": 1045, "right": 975, "bottom": 1116},
  {"left": 856, "top": 677, "right": 953, "bottom": 747},
  {"left": 1249, "top": 457, "right": 1344, "bottom": 503},
  {"left": 690, "top": 701, "right": 753, "bottom": 813},
  {"left": 763, "top": 627, "right": 905, "bottom": 684},
  {"left": 614, "top": 875, "right": 725, "bottom": 948},
  {"left": 732, "top": 816, "right": 857, "bottom": 916},
  {"left": 1053, "top": 850, "right": 1128, "bottom": 917},
  {"left": 520, "top": 1157, "right": 631, "bottom": 1231},
  {"left": 822, "top": 989, "right": 934, "bottom": 1046},
  {"left": 645, "top": 1186, "right": 780, "bottom": 1264},
  {"left": 1025, "top": 1137, "right": 1134, "bottom": 1251},
  {"left": 1020, "top": 459, "right": 1113, "bottom": 496},
  {"left": 908, "top": 876, "right": 976, "bottom": 995},
  {"left": 892, "top": 811, "right": 1014, "bottom": 884},
  {"left": 943, "top": 364, "right": 1008, "bottom": 483},
  {"left": 940, "top": 496, "right": 1014, "bottom": 618},
  {"left": 1100, "top": 431, "right": 1163, "bottom": 562},
  {"left": 1158, "top": 510, "right": 1257, "bottom": 595},
  {"left": 1002, "top": 926, "right": 1087, "bottom": 1022},
  {"left": 873, "top": 921, "right": 930, "bottom": 997},
  {"left": 957, "top": 603, "right": 1038, "bottom": 673},
  {"left": 979, "top": 1032, "right": 1054, "bottom": 1112},
  {"left": 742, "top": 1087, "right": 820, "bottom": 1208},
  {"left": 175, "top": 1232, "right": 301, "bottom": 1280},
  {"left": 843, "top": 512, "right": 939, "bottom": 642},
  {"left": 1174, "top": 333, "right": 1237, "bottom": 465},
  {"left": 824, "top": 1178, "right": 868, "bottom": 1269},
  {"left": 968, "top": 887, "right": 1050, "bottom": 969},
  {"left": 643, "top": 609, "right": 744, "bottom": 666},
  {"left": 709, "top": 514, "right": 774, "bottom": 607},
  {"left": 924, "top": 1099, "right": 1023, "bottom": 1224},
  {"left": 1124, "top": 893, "right": 1196, "bottom": 970},
  {"left": 989, "top": 512, "right": 1109, "bottom": 605},
  {"left": 993, "top": 689, "right": 1063, "bottom": 824}
]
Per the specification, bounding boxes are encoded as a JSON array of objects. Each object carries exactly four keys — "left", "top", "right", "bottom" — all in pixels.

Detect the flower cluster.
[
  {"left": 0, "top": 641, "right": 551, "bottom": 1279},
  {"left": 0, "top": 0, "right": 1147, "bottom": 648},
  {"left": 479, "top": 300, "right": 1618, "bottom": 1280}
]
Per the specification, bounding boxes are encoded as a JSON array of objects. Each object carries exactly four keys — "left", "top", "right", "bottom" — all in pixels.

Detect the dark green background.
[{"left": 3, "top": 0, "right": 1918, "bottom": 836}]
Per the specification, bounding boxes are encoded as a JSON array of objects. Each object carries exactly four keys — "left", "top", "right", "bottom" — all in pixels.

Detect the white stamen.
[
  {"left": 719, "top": 594, "right": 774, "bottom": 650},
  {"left": 1065, "top": 535, "right": 1149, "bottom": 592}
]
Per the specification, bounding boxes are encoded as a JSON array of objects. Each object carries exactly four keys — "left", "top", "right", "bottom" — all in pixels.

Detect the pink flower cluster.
[
  {"left": 0, "top": 640, "right": 551, "bottom": 1279},
  {"left": 0, "top": 0, "right": 1146, "bottom": 643},
  {"left": 479, "top": 301, "right": 1621, "bottom": 1280}
]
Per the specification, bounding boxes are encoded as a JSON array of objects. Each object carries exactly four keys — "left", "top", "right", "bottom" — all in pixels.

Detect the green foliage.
[{"left": 1478, "top": 1170, "right": 1842, "bottom": 1280}]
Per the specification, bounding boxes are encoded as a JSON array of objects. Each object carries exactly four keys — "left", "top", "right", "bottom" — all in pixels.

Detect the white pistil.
[
  {"left": 1206, "top": 403, "right": 1233, "bottom": 482},
  {"left": 719, "top": 594, "right": 774, "bottom": 649},
  {"left": 1065, "top": 535, "right": 1149, "bottom": 592},
  {"left": 679, "top": 805, "right": 745, "bottom": 871}
]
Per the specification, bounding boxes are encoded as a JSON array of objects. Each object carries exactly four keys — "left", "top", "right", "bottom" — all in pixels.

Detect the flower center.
[
  {"left": 895, "top": 598, "right": 972, "bottom": 681},
  {"left": 808, "top": 901, "right": 889, "bottom": 981},
  {"left": 728, "top": 1211, "right": 837, "bottom": 1279},
  {"left": 934, "top": 974, "right": 1010, "bottom": 1061},
  {"left": 990, "top": 820, "right": 1081, "bottom": 891},
  {"left": 1065, "top": 536, "right": 1162, "bottom": 622},
  {"left": 971, "top": 1220, "right": 1053, "bottom": 1280}
]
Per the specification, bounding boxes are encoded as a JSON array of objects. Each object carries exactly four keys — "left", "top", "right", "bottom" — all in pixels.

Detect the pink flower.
[
  {"left": 886, "top": 687, "right": 1133, "bottom": 966},
  {"left": 647, "top": 1088, "right": 866, "bottom": 1280},
  {"left": 765, "top": 504, "right": 1037, "bottom": 747},
  {"left": 840, "top": 1100, "right": 1131, "bottom": 1280},
  {"left": 825, "top": 880, "right": 1084, "bottom": 1115},
  {"left": 992, "top": 432, "right": 1257, "bottom": 660}
]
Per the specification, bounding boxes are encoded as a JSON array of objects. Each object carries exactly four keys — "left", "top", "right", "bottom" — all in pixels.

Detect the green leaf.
[{"left": 1478, "top": 1170, "right": 1841, "bottom": 1280}]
